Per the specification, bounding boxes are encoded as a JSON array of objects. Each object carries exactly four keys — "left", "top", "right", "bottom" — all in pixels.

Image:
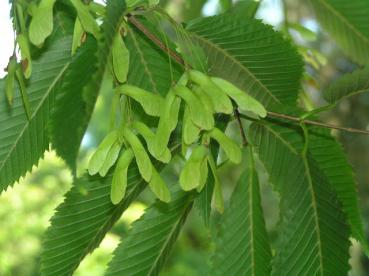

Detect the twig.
[
  {"left": 127, "top": 15, "right": 185, "bottom": 66},
  {"left": 267, "top": 111, "right": 369, "bottom": 135},
  {"left": 127, "top": 15, "right": 369, "bottom": 136},
  {"left": 235, "top": 109, "right": 248, "bottom": 146}
]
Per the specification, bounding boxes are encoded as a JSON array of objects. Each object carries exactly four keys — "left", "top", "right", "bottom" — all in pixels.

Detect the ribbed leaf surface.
[
  {"left": 49, "top": 36, "right": 98, "bottom": 171},
  {"left": 250, "top": 122, "right": 350, "bottom": 275},
  {"left": 324, "top": 66, "right": 369, "bottom": 104},
  {"left": 310, "top": 0, "right": 369, "bottom": 65},
  {"left": 105, "top": 189, "right": 194, "bottom": 276},
  {"left": 309, "top": 127, "right": 369, "bottom": 254},
  {"left": 212, "top": 147, "right": 271, "bottom": 276},
  {"left": 0, "top": 33, "right": 72, "bottom": 193},
  {"left": 41, "top": 166, "right": 146, "bottom": 276},
  {"left": 186, "top": 15, "right": 303, "bottom": 107},
  {"left": 42, "top": 11, "right": 184, "bottom": 275},
  {"left": 49, "top": 0, "right": 127, "bottom": 172},
  {"left": 126, "top": 18, "right": 182, "bottom": 96}
]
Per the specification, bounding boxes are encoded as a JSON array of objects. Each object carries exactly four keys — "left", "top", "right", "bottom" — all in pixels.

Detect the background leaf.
[
  {"left": 324, "top": 66, "right": 369, "bottom": 104},
  {"left": 310, "top": 0, "right": 369, "bottom": 65}
]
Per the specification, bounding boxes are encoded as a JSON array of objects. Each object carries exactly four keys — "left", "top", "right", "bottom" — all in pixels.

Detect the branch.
[
  {"left": 127, "top": 15, "right": 369, "bottom": 136},
  {"left": 267, "top": 111, "right": 369, "bottom": 135},
  {"left": 127, "top": 15, "right": 185, "bottom": 67}
]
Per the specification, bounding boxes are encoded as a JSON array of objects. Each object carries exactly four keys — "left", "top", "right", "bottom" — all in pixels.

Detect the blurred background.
[{"left": 1, "top": 0, "right": 369, "bottom": 275}]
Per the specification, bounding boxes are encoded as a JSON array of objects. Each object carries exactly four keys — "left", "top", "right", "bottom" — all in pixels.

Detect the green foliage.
[
  {"left": 250, "top": 122, "right": 351, "bottom": 275},
  {"left": 212, "top": 147, "right": 272, "bottom": 276},
  {"left": 41, "top": 169, "right": 146, "bottom": 276},
  {"left": 310, "top": 0, "right": 369, "bottom": 65},
  {"left": 186, "top": 15, "right": 304, "bottom": 107},
  {"left": 324, "top": 66, "right": 369, "bottom": 104},
  {"left": 106, "top": 189, "right": 193, "bottom": 276},
  {"left": 2, "top": 0, "right": 369, "bottom": 275},
  {"left": 0, "top": 33, "right": 72, "bottom": 193},
  {"left": 49, "top": 0, "right": 127, "bottom": 173}
]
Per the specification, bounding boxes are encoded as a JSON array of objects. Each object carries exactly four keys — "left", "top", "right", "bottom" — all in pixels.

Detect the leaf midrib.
[
  {"left": 147, "top": 201, "right": 192, "bottom": 276},
  {"left": 0, "top": 62, "right": 70, "bottom": 172},
  {"left": 188, "top": 31, "right": 280, "bottom": 104},
  {"left": 316, "top": 0, "right": 369, "bottom": 46},
  {"left": 128, "top": 26, "right": 158, "bottom": 94},
  {"left": 262, "top": 125, "right": 324, "bottom": 275}
]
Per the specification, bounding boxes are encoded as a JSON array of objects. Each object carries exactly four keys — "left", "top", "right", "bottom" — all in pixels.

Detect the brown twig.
[
  {"left": 127, "top": 15, "right": 369, "bottom": 136},
  {"left": 267, "top": 111, "right": 369, "bottom": 135},
  {"left": 235, "top": 109, "right": 248, "bottom": 145},
  {"left": 127, "top": 15, "right": 185, "bottom": 66}
]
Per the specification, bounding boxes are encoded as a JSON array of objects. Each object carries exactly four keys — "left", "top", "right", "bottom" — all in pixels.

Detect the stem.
[
  {"left": 127, "top": 15, "right": 369, "bottom": 136},
  {"left": 127, "top": 15, "right": 185, "bottom": 66},
  {"left": 235, "top": 109, "right": 248, "bottom": 146},
  {"left": 267, "top": 111, "right": 369, "bottom": 135}
]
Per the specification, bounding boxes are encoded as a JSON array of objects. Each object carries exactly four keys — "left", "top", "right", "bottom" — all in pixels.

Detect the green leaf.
[
  {"left": 29, "top": 0, "right": 56, "bottom": 46},
  {"left": 70, "top": 0, "right": 100, "bottom": 38},
  {"left": 186, "top": 15, "right": 303, "bottom": 107},
  {"left": 126, "top": 17, "right": 183, "bottom": 96},
  {"left": 118, "top": 84, "right": 165, "bottom": 117},
  {"left": 324, "top": 66, "right": 369, "bottom": 104},
  {"left": 309, "top": 127, "right": 369, "bottom": 254},
  {"left": 227, "top": 0, "right": 261, "bottom": 18},
  {"left": 41, "top": 168, "right": 146, "bottom": 276},
  {"left": 211, "top": 147, "right": 271, "bottom": 276},
  {"left": 211, "top": 76, "right": 267, "bottom": 118},
  {"left": 148, "top": 167, "right": 171, "bottom": 203},
  {"left": 123, "top": 127, "right": 153, "bottom": 182},
  {"left": 105, "top": 189, "right": 194, "bottom": 276},
  {"left": 112, "top": 33, "right": 130, "bottom": 83},
  {"left": 310, "top": 0, "right": 369, "bottom": 65},
  {"left": 49, "top": 0, "right": 127, "bottom": 172},
  {"left": 250, "top": 122, "right": 350, "bottom": 275},
  {"left": 0, "top": 27, "right": 72, "bottom": 193},
  {"left": 111, "top": 148, "right": 135, "bottom": 205},
  {"left": 50, "top": 35, "right": 98, "bottom": 172},
  {"left": 208, "top": 128, "right": 242, "bottom": 164},
  {"left": 42, "top": 9, "right": 181, "bottom": 276}
]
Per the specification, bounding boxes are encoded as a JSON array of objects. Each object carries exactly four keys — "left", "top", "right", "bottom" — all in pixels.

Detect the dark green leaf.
[
  {"left": 50, "top": 0, "right": 127, "bottom": 172},
  {"left": 310, "top": 0, "right": 369, "bottom": 65},
  {"left": 250, "top": 122, "right": 350, "bottom": 275},
  {"left": 212, "top": 147, "right": 271, "bottom": 276},
  {"left": 324, "top": 66, "right": 369, "bottom": 104},
  {"left": 105, "top": 189, "right": 194, "bottom": 276},
  {"left": 186, "top": 15, "right": 303, "bottom": 107}
]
